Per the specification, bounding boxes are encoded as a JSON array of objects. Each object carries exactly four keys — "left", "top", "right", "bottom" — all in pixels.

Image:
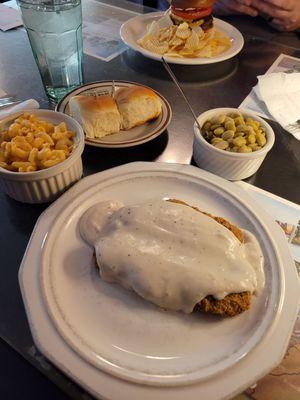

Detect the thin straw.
[
  {"left": 111, "top": 80, "right": 115, "bottom": 99},
  {"left": 162, "top": 56, "right": 202, "bottom": 132}
]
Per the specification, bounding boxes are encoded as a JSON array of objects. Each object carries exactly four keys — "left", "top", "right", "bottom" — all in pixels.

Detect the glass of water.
[{"left": 18, "top": 0, "right": 83, "bottom": 104}]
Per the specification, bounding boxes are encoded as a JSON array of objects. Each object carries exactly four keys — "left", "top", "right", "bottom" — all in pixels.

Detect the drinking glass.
[{"left": 18, "top": 0, "right": 83, "bottom": 104}]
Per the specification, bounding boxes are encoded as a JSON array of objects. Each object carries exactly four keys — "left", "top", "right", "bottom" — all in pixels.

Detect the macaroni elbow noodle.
[{"left": 0, "top": 113, "right": 75, "bottom": 172}]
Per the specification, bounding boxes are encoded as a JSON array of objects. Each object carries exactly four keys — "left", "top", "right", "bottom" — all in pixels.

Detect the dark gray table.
[{"left": 0, "top": 1, "right": 299, "bottom": 399}]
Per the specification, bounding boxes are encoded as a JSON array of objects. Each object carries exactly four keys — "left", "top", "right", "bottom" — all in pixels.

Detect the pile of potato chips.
[{"left": 137, "top": 14, "right": 232, "bottom": 58}]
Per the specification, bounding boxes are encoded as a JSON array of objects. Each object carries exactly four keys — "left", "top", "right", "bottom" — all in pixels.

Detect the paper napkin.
[
  {"left": 254, "top": 72, "right": 300, "bottom": 140},
  {"left": 0, "top": 4, "right": 23, "bottom": 31},
  {"left": 0, "top": 99, "right": 40, "bottom": 120}
]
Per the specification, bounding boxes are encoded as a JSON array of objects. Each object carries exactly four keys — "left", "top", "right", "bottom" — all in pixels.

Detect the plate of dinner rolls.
[{"left": 56, "top": 81, "right": 172, "bottom": 148}]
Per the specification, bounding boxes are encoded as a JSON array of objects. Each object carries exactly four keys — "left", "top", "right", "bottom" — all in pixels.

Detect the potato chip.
[
  {"left": 192, "top": 25, "right": 204, "bottom": 38},
  {"left": 169, "top": 37, "right": 183, "bottom": 47},
  {"left": 147, "top": 21, "right": 159, "bottom": 36},
  {"left": 138, "top": 15, "right": 232, "bottom": 59},
  {"left": 159, "top": 28, "right": 171, "bottom": 41},
  {"left": 164, "top": 52, "right": 184, "bottom": 58},
  {"left": 150, "top": 43, "right": 169, "bottom": 54},
  {"left": 142, "top": 36, "right": 168, "bottom": 54},
  {"left": 206, "top": 28, "right": 216, "bottom": 41},
  {"left": 184, "top": 30, "right": 199, "bottom": 50},
  {"left": 158, "top": 14, "right": 173, "bottom": 29},
  {"left": 196, "top": 46, "right": 213, "bottom": 58},
  {"left": 177, "top": 22, "right": 189, "bottom": 31},
  {"left": 170, "top": 45, "right": 185, "bottom": 53},
  {"left": 179, "top": 51, "right": 196, "bottom": 57},
  {"left": 211, "top": 46, "right": 224, "bottom": 56},
  {"left": 214, "top": 30, "right": 231, "bottom": 46},
  {"left": 176, "top": 29, "right": 191, "bottom": 40},
  {"left": 175, "top": 23, "right": 191, "bottom": 40},
  {"left": 168, "top": 25, "right": 177, "bottom": 41}
]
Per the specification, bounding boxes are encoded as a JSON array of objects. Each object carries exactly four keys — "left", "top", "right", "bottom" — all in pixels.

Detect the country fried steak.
[
  {"left": 168, "top": 199, "right": 251, "bottom": 317},
  {"left": 92, "top": 199, "right": 252, "bottom": 318}
]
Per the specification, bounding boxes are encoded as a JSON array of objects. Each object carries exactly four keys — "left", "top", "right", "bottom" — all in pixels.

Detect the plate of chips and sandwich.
[{"left": 120, "top": 1, "right": 244, "bottom": 65}]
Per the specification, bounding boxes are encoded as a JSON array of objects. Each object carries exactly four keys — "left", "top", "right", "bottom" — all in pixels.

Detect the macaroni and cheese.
[{"left": 0, "top": 113, "right": 75, "bottom": 172}]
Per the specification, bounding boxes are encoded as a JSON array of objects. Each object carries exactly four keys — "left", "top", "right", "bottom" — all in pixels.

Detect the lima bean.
[
  {"left": 211, "top": 137, "right": 223, "bottom": 144},
  {"left": 238, "top": 145, "right": 252, "bottom": 153},
  {"left": 203, "top": 122, "right": 211, "bottom": 130},
  {"left": 234, "top": 116, "right": 245, "bottom": 126},
  {"left": 256, "top": 134, "right": 266, "bottom": 146},
  {"left": 222, "top": 130, "right": 235, "bottom": 140},
  {"left": 202, "top": 112, "right": 267, "bottom": 153},
  {"left": 246, "top": 121, "right": 257, "bottom": 129},
  {"left": 213, "top": 141, "right": 229, "bottom": 150},
  {"left": 211, "top": 115, "right": 225, "bottom": 125},
  {"left": 229, "top": 112, "right": 241, "bottom": 119},
  {"left": 235, "top": 131, "right": 245, "bottom": 137},
  {"left": 236, "top": 124, "right": 248, "bottom": 133},
  {"left": 225, "top": 121, "right": 236, "bottom": 132},
  {"left": 248, "top": 143, "right": 262, "bottom": 151},
  {"left": 247, "top": 134, "right": 256, "bottom": 144},
  {"left": 246, "top": 125, "right": 255, "bottom": 135},
  {"left": 214, "top": 127, "right": 225, "bottom": 135},
  {"left": 233, "top": 137, "right": 246, "bottom": 147}
]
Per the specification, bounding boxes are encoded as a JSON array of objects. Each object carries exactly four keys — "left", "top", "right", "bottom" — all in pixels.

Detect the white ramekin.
[
  {"left": 0, "top": 109, "right": 85, "bottom": 203},
  {"left": 193, "top": 108, "right": 275, "bottom": 181}
]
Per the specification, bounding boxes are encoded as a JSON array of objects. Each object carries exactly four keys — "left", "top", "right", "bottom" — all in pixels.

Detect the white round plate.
[
  {"left": 120, "top": 12, "right": 244, "bottom": 65},
  {"left": 40, "top": 162, "right": 282, "bottom": 386},
  {"left": 56, "top": 81, "right": 172, "bottom": 148}
]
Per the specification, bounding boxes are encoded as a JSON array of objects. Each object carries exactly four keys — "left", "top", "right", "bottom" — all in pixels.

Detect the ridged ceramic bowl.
[
  {"left": 0, "top": 109, "right": 84, "bottom": 203},
  {"left": 193, "top": 108, "right": 275, "bottom": 181}
]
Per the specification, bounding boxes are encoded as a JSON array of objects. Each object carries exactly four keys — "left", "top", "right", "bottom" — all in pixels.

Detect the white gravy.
[{"left": 79, "top": 200, "right": 265, "bottom": 313}]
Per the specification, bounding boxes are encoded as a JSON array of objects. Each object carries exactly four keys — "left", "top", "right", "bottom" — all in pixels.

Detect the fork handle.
[{"left": 0, "top": 100, "right": 22, "bottom": 109}]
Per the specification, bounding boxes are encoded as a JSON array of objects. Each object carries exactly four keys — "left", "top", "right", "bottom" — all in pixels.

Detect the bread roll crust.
[
  {"left": 69, "top": 95, "right": 121, "bottom": 139},
  {"left": 116, "top": 86, "right": 160, "bottom": 104},
  {"left": 115, "top": 86, "right": 162, "bottom": 130},
  {"left": 69, "top": 95, "right": 119, "bottom": 113},
  {"left": 69, "top": 85, "right": 163, "bottom": 137}
]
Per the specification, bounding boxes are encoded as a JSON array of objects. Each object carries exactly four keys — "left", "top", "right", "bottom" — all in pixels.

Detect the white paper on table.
[
  {"left": 2, "top": 0, "right": 140, "bottom": 60},
  {"left": 239, "top": 88, "right": 273, "bottom": 120},
  {"left": 239, "top": 53, "right": 300, "bottom": 120},
  {"left": 3, "top": 0, "right": 142, "bottom": 61},
  {"left": 256, "top": 72, "right": 300, "bottom": 139},
  {"left": 0, "top": 4, "right": 23, "bottom": 31},
  {"left": 257, "top": 73, "right": 300, "bottom": 125},
  {"left": 0, "top": 99, "right": 40, "bottom": 120},
  {"left": 82, "top": 0, "right": 139, "bottom": 62},
  {"left": 235, "top": 181, "right": 300, "bottom": 264}
]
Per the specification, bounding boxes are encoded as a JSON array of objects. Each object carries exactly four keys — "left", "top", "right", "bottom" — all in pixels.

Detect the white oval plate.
[
  {"left": 120, "top": 12, "right": 244, "bottom": 65},
  {"left": 56, "top": 81, "right": 172, "bottom": 148},
  {"left": 40, "top": 162, "right": 282, "bottom": 386}
]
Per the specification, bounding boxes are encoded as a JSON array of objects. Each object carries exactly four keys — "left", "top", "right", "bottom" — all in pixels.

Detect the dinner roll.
[
  {"left": 69, "top": 95, "right": 121, "bottom": 139},
  {"left": 115, "top": 86, "right": 162, "bottom": 130}
]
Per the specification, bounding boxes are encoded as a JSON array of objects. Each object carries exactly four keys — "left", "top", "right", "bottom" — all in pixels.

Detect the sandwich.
[
  {"left": 79, "top": 199, "right": 265, "bottom": 318},
  {"left": 115, "top": 86, "right": 162, "bottom": 130},
  {"left": 169, "top": 0, "right": 215, "bottom": 31},
  {"left": 69, "top": 95, "right": 121, "bottom": 139}
]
